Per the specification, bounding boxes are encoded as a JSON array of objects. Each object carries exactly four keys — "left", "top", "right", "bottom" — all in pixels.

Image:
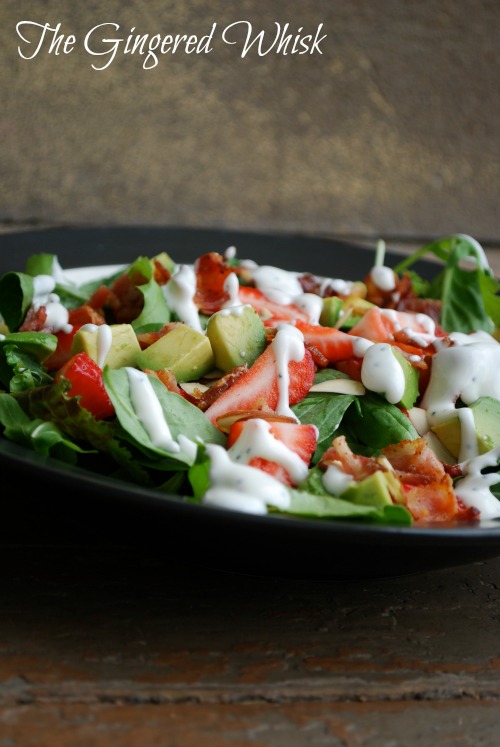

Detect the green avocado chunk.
[
  {"left": 135, "top": 323, "right": 214, "bottom": 382},
  {"left": 392, "top": 346, "right": 420, "bottom": 410},
  {"left": 72, "top": 324, "right": 141, "bottom": 369},
  {"left": 319, "top": 297, "right": 343, "bottom": 327},
  {"left": 341, "top": 470, "right": 403, "bottom": 508},
  {"left": 206, "top": 305, "right": 266, "bottom": 373},
  {"left": 431, "top": 396, "right": 500, "bottom": 459}
]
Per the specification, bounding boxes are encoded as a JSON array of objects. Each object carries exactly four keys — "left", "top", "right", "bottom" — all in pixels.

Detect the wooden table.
[{"left": 0, "top": 542, "right": 499, "bottom": 746}]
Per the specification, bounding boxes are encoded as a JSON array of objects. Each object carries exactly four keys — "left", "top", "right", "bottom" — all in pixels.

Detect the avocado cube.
[
  {"left": 71, "top": 324, "right": 141, "bottom": 369},
  {"left": 341, "top": 470, "right": 403, "bottom": 507},
  {"left": 135, "top": 324, "right": 214, "bottom": 382},
  {"left": 392, "top": 347, "right": 420, "bottom": 410},
  {"left": 206, "top": 305, "right": 266, "bottom": 373},
  {"left": 319, "top": 297, "right": 343, "bottom": 327},
  {"left": 431, "top": 396, "right": 500, "bottom": 459}
]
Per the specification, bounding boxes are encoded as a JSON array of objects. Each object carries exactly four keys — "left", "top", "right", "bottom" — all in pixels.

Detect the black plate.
[{"left": 1, "top": 226, "right": 500, "bottom": 581}]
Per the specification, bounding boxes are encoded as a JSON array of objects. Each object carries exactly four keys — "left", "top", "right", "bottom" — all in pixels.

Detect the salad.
[{"left": 1, "top": 233, "right": 500, "bottom": 528}]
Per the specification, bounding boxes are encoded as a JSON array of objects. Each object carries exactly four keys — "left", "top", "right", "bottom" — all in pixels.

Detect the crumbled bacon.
[
  {"left": 380, "top": 438, "right": 459, "bottom": 521},
  {"left": 305, "top": 342, "right": 329, "bottom": 368},
  {"left": 194, "top": 252, "right": 235, "bottom": 314},
  {"left": 298, "top": 273, "right": 326, "bottom": 296},
  {"left": 143, "top": 367, "right": 200, "bottom": 406},
  {"left": 197, "top": 365, "right": 248, "bottom": 411},
  {"left": 87, "top": 285, "right": 111, "bottom": 313},
  {"left": 68, "top": 304, "right": 106, "bottom": 327},
  {"left": 144, "top": 367, "right": 181, "bottom": 394},
  {"left": 365, "top": 270, "right": 444, "bottom": 328},
  {"left": 106, "top": 272, "right": 145, "bottom": 323},
  {"left": 152, "top": 258, "right": 171, "bottom": 285},
  {"left": 320, "top": 435, "right": 382, "bottom": 480},
  {"left": 396, "top": 295, "right": 443, "bottom": 326},
  {"left": 320, "top": 435, "right": 469, "bottom": 522},
  {"left": 19, "top": 306, "right": 48, "bottom": 332}
]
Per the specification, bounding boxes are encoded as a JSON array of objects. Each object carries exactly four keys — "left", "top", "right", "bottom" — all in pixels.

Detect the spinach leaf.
[
  {"left": 393, "top": 235, "right": 498, "bottom": 334},
  {"left": 0, "top": 272, "right": 34, "bottom": 331},
  {"left": 292, "top": 390, "right": 356, "bottom": 464},
  {"left": 342, "top": 393, "right": 418, "bottom": 451},
  {"left": 103, "top": 368, "right": 226, "bottom": 466},
  {"left": 132, "top": 277, "right": 171, "bottom": 333},
  {"left": 282, "top": 488, "right": 412, "bottom": 524}
]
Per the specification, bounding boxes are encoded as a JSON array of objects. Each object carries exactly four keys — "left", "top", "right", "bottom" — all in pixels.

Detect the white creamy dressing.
[
  {"left": 247, "top": 264, "right": 322, "bottom": 324},
  {"left": 421, "top": 336, "right": 500, "bottom": 426},
  {"left": 322, "top": 464, "right": 355, "bottom": 496},
  {"left": 360, "top": 343, "right": 407, "bottom": 405},
  {"left": 319, "top": 277, "right": 355, "bottom": 296},
  {"left": 201, "top": 443, "right": 291, "bottom": 515},
  {"left": 32, "top": 275, "right": 72, "bottom": 334},
  {"left": 79, "top": 323, "right": 113, "bottom": 368},
  {"left": 370, "top": 265, "right": 396, "bottom": 292},
  {"left": 456, "top": 447, "right": 500, "bottom": 520},
  {"left": 380, "top": 308, "right": 436, "bottom": 346},
  {"left": 216, "top": 304, "right": 251, "bottom": 319},
  {"left": 228, "top": 418, "right": 313, "bottom": 485},
  {"left": 125, "top": 367, "right": 198, "bottom": 460},
  {"left": 224, "top": 245, "right": 237, "bottom": 261},
  {"left": 222, "top": 272, "right": 240, "bottom": 308},
  {"left": 162, "top": 264, "right": 202, "bottom": 332},
  {"left": 272, "top": 324, "right": 306, "bottom": 420}
]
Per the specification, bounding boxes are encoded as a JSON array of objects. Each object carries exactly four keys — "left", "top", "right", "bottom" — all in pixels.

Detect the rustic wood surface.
[{"left": 0, "top": 544, "right": 499, "bottom": 746}]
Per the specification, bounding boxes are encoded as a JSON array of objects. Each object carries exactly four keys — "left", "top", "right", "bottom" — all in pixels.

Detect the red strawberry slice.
[
  {"left": 238, "top": 286, "right": 310, "bottom": 323},
  {"left": 293, "top": 320, "right": 356, "bottom": 363},
  {"left": 227, "top": 419, "right": 318, "bottom": 486},
  {"left": 348, "top": 307, "right": 393, "bottom": 343},
  {"left": 204, "top": 341, "right": 315, "bottom": 426},
  {"left": 349, "top": 307, "right": 435, "bottom": 343}
]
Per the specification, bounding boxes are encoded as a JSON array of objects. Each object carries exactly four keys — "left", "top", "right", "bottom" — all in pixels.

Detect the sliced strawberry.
[
  {"left": 348, "top": 307, "right": 393, "bottom": 342},
  {"left": 293, "top": 320, "right": 356, "bottom": 363},
  {"left": 227, "top": 419, "right": 318, "bottom": 486},
  {"left": 238, "top": 286, "right": 310, "bottom": 323},
  {"left": 349, "top": 307, "right": 435, "bottom": 343},
  {"left": 204, "top": 339, "right": 315, "bottom": 426}
]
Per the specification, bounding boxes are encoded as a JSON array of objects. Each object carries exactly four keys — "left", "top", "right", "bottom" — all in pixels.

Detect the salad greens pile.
[{"left": 0, "top": 234, "right": 499, "bottom": 527}]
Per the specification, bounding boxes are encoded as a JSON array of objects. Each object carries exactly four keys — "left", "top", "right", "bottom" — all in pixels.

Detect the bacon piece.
[
  {"left": 194, "top": 252, "right": 234, "bottom": 314},
  {"left": 106, "top": 272, "right": 144, "bottom": 323},
  {"left": 305, "top": 342, "right": 329, "bottom": 368},
  {"left": 152, "top": 258, "right": 171, "bottom": 285},
  {"left": 396, "top": 295, "right": 443, "bottom": 326},
  {"left": 143, "top": 367, "right": 199, "bottom": 405},
  {"left": 68, "top": 304, "right": 106, "bottom": 327},
  {"left": 320, "top": 435, "right": 382, "bottom": 480},
  {"left": 197, "top": 365, "right": 248, "bottom": 411},
  {"left": 19, "top": 306, "right": 48, "bottom": 332},
  {"left": 87, "top": 285, "right": 111, "bottom": 312},
  {"left": 381, "top": 438, "right": 459, "bottom": 522}
]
